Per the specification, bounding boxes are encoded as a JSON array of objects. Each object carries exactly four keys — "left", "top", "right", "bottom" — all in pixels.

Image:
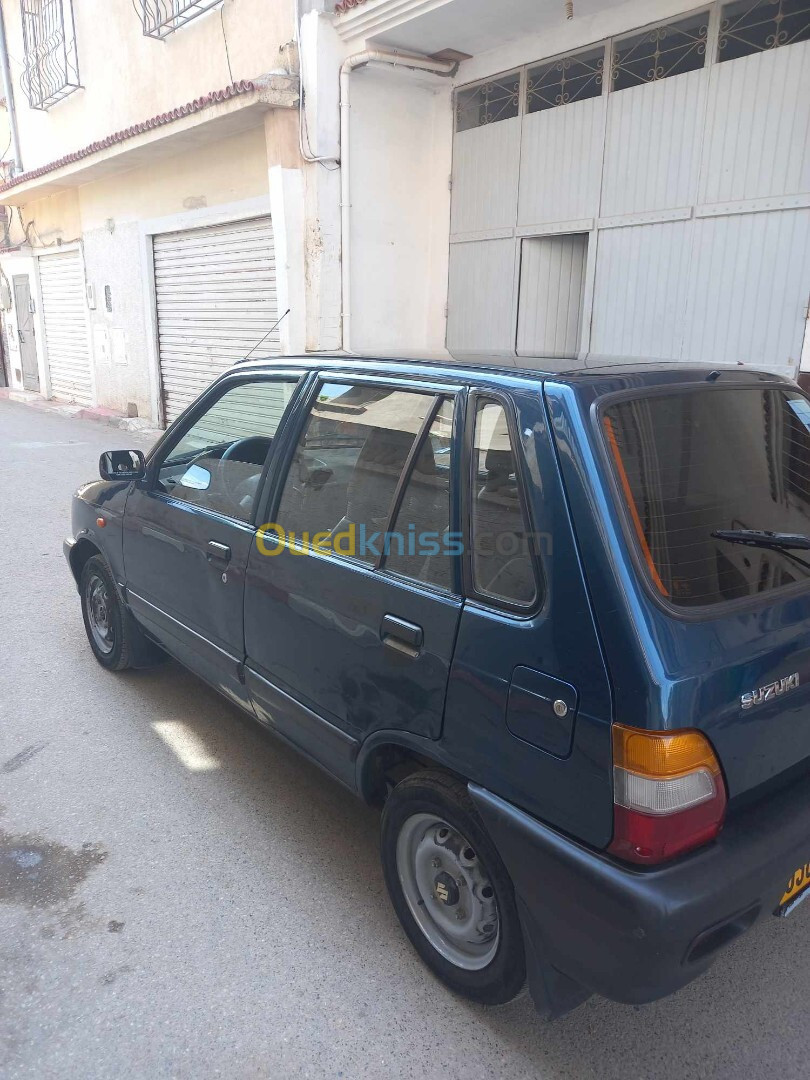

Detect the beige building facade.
[
  {"left": 1, "top": 0, "right": 808, "bottom": 420},
  {"left": 0, "top": 0, "right": 308, "bottom": 424}
]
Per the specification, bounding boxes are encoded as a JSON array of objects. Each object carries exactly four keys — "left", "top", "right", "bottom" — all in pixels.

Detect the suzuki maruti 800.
[{"left": 65, "top": 357, "right": 810, "bottom": 1016}]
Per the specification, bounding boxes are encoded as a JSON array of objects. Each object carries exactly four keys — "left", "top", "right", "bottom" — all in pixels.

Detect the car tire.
[
  {"left": 80, "top": 555, "right": 134, "bottom": 671},
  {"left": 380, "top": 769, "right": 526, "bottom": 1005}
]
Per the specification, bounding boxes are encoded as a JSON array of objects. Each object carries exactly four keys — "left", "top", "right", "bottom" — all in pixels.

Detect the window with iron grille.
[
  {"left": 455, "top": 72, "right": 521, "bottom": 133},
  {"left": 137, "top": 0, "right": 226, "bottom": 39},
  {"left": 611, "top": 10, "right": 710, "bottom": 91},
  {"left": 718, "top": 0, "right": 810, "bottom": 61},
  {"left": 526, "top": 46, "right": 605, "bottom": 113},
  {"left": 20, "top": 0, "right": 81, "bottom": 110}
]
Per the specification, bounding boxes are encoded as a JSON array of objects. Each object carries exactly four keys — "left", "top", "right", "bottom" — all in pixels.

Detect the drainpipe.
[
  {"left": 0, "top": 3, "right": 21, "bottom": 175},
  {"left": 339, "top": 50, "right": 457, "bottom": 354}
]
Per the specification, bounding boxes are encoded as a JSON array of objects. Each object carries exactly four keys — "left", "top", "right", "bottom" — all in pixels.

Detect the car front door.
[
  {"left": 244, "top": 375, "right": 464, "bottom": 786},
  {"left": 123, "top": 372, "right": 302, "bottom": 704}
]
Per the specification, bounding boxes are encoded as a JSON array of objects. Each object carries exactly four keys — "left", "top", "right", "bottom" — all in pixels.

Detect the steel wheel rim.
[
  {"left": 85, "top": 574, "right": 115, "bottom": 655},
  {"left": 395, "top": 812, "right": 500, "bottom": 971}
]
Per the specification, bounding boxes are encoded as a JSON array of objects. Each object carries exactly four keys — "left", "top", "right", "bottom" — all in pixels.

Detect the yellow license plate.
[{"left": 776, "top": 862, "right": 810, "bottom": 917}]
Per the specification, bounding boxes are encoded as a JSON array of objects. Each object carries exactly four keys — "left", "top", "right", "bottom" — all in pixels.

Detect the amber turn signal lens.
[
  {"left": 612, "top": 723, "right": 721, "bottom": 779},
  {"left": 96, "top": 517, "right": 106, "bottom": 528}
]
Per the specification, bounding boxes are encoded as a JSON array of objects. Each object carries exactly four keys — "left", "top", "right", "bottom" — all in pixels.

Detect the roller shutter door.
[
  {"left": 153, "top": 216, "right": 279, "bottom": 425},
  {"left": 39, "top": 250, "right": 93, "bottom": 406}
]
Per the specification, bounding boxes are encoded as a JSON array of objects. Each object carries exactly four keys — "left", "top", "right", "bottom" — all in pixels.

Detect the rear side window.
[
  {"left": 602, "top": 387, "right": 810, "bottom": 608},
  {"left": 470, "top": 397, "right": 538, "bottom": 608}
]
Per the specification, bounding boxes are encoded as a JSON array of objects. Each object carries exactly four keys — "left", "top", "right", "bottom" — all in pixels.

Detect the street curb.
[{"left": 0, "top": 388, "right": 163, "bottom": 440}]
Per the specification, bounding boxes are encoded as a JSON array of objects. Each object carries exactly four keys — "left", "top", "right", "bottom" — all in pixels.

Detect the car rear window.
[{"left": 602, "top": 385, "right": 810, "bottom": 608}]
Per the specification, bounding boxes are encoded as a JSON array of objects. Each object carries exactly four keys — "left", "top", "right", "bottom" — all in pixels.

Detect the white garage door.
[
  {"left": 153, "top": 216, "right": 279, "bottom": 425},
  {"left": 39, "top": 250, "right": 93, "bottom": 406}
]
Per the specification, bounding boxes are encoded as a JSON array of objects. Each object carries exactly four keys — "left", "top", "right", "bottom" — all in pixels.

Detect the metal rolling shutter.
[
  {"left": 39, "top": 250, "right": 93, "bottom": 406},
  {"left": 153, "top": 216, "right": 279, "bottom": 425}
]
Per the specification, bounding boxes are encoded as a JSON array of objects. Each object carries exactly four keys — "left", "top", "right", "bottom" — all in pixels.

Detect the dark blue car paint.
[
  {"left": 546, "top": 369, "right": 810, "bottom": 804},
  {"left": 65, "top": 356, "right": 810, "bottom": 1015}
]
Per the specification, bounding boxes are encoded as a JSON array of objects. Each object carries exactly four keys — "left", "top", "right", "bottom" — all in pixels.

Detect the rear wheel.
[
  {"left": 80, "top": 555, "right": 132, "bottom": 671},
  {"left": 381, "top": 770, "right": 525, "bottom": 1005}
]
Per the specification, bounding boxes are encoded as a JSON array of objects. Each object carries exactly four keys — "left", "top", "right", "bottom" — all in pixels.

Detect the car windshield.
[{"left": 602, "top": 385, "right": 810, "bottom": 608}]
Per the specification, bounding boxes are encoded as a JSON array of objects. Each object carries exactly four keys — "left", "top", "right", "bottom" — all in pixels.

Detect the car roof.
[{"left": 226, "top": 353, "right": 790, "bottom": 395}]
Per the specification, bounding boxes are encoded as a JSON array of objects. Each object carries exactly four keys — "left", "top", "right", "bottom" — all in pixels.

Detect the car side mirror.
[{"left": 99, "top": 449, "right": 146, "bottom": 482}]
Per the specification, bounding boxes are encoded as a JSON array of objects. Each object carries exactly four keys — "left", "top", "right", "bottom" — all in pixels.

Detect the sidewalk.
[{"left": 0, "top": 387, "right": 163, "bottom": 439}]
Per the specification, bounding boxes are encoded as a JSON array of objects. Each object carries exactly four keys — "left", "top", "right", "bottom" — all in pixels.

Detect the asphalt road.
[{"left": 1, "top": 397, "right": 810, "bottom": 1080}]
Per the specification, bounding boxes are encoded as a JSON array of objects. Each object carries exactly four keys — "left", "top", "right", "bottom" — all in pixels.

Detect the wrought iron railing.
[
  {"left": 136, "top": 0, "right": 226, "bottom": 39},
  {"left": 20, "top": 0, "right": 81, "bottom": 111}
]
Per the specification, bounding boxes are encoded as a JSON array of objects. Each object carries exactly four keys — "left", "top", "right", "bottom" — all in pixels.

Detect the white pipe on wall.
[
  {"left": 339, "top": 50, "right": 457, "bottom": 353},
  {"left": 0, "top": 3, "right": 21, "bottom": 173}
]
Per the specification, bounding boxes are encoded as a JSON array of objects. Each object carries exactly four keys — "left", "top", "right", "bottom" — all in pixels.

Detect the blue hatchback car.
[{"left": 65, "top": 356, "right": 810, "bottom": 1016}]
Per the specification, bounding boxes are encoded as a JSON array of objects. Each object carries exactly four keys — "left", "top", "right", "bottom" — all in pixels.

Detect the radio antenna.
[{"left": 238, "top": 308, "right": 291, "bottom": 364}]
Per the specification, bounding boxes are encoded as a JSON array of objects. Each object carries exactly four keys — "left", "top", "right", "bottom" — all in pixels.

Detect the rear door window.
[
  {"left": 274, "top": 382, "right": 456, "bottom": 582},
  {"left": 384, "top": 398, "right": 455, "bottom": 591},
  {"left": 602, "top": 386, "right": 810, "bottom": 608}
]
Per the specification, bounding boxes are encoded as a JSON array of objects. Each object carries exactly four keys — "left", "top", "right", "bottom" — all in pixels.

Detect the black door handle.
[
  {"left": 381, "top": 614, "right": 423, "bottom": 658},
  {"left": 207, "top": 541, "right": 231, "bottom": 563}
]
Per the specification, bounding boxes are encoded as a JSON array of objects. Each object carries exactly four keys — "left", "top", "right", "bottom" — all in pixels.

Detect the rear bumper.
[{"left": 469, "top": 778, "right": 810, "bottom": 1013}]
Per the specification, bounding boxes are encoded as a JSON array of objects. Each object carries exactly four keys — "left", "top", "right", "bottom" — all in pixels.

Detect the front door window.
[{"left": 156, "top": 378, "right": 299, "bottom": 523}]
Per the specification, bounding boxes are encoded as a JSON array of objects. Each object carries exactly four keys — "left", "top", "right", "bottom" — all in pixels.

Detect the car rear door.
[{"left": 243, "top": 372, "right": 464, "bottom": 786}]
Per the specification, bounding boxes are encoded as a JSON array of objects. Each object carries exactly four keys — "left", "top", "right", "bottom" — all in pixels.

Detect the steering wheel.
[{"left": 217, "top": 437, "right": 271, "bottom": 504}]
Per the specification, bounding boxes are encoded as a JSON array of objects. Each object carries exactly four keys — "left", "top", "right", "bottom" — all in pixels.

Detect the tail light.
[{"left": 608, "top": 724, "right": 727, "bottom": 865}]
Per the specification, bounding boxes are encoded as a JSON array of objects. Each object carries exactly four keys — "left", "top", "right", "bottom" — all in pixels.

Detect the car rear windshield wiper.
[
  {"left": 711, "top": 530, "right": 810, "bottom": 550},
  {"left": 712, "top": 530, "right": 810, "bottom": 572}
]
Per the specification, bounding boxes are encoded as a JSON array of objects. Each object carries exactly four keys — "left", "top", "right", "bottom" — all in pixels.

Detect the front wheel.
[
  {"left": 80, "top": 555, "right": 132, "bottom": 671},
  {"left": 380, "top": 770, "right": 526, "bottom": 1005}
]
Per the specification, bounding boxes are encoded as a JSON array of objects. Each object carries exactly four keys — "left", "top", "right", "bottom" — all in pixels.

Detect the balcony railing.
[
  {"left": 137, "top": 0, "right": 226, "bottom": 39},
  {"left": 20, "top": 0, "right": 81, "bottom": 111}
]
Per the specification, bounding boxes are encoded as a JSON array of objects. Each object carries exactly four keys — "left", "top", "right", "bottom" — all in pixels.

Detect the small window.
[
  {"left": 275, "top": 383, "right": 438, "bottom": 564},
  {"left": 20, "top": 0, "right": 81, "bottom": 110},
  {"left": 470, "top": 398, "right": 537, "bottom": 608},
  {"left": 611, "top": 11, "right": 710, "bottom": 91},
  {"left": 156, "top": 378, "right": 298, "bottom": 523},
  {"left": 526, "top": 46, "right": 605, "bottom": 113},
  {"left": 137, "top": 0, "right": 227, "bottom": 39},
  {"left": 385, "top": 398, "right": 456, "bottom": 591},
  {"left": 718, "top": 0, "right": 810, "bottom": 62},
  {"left": 455, "top": 73, "right": 521, "bottom": 133}
]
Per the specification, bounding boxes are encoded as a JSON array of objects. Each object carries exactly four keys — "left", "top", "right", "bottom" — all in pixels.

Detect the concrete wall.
[
  {"left": 348, "top": 66, "right": 452, "bottom": 355},
  {"left": 300, "top": 10, "right": 454, "bottom": 358}
]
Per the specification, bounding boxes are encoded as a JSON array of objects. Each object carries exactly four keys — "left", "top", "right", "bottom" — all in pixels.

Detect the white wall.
[{"left": 348, "top": 66, "right": 452, "bottom": 355}]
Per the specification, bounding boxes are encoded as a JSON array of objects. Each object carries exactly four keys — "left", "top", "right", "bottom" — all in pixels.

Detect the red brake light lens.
[{"left": 608, "top": 724, "right": 727, "bottom": 865}]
